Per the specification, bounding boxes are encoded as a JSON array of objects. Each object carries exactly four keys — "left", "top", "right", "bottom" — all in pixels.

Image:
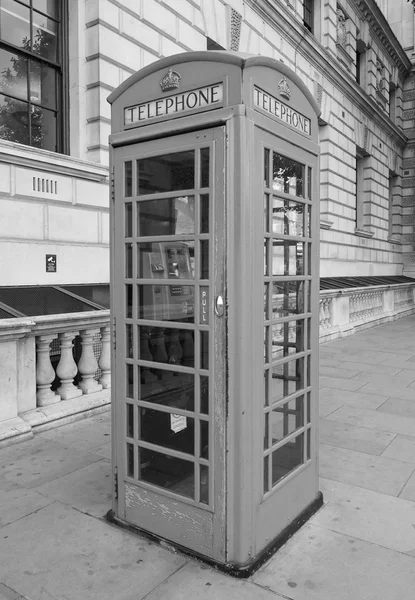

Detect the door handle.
[{"left": 215, "top": 295, "right": 224, "bottom": 317}]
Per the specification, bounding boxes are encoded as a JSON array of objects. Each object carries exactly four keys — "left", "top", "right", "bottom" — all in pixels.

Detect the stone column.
[
  {"left": 36, "top": 334, "right": 61, "bottom": 406},
  {"left": 56, "top": 332, "right": 82, "bottom": 400},
  {"left": 78, "top": 329, "right": 103, "bottom": 394},
  {"left": 98, "top": 325, "right": 111, "bottom": 389}
]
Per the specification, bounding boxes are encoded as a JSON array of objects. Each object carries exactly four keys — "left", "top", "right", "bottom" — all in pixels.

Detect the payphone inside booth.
[{"left": 108, "top": 51, "right": 322, "bottom": 574}]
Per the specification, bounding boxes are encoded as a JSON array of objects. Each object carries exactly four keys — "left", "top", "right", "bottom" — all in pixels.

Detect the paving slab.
[
  {"left": 319, "top": 443, "right": 414, "bottom": 496},
  {"left": 319, "top": 375, "right": 366, "bottom": 392},
  {"left": 359, "top": 380, "right": 415, "bottom": 401},
  {"left": 0, "top": 437, "right": 102, "bottom": 489},
  {"left": 35, "top": 459, "right": 112, "bottom": 518},
  {"left": 353, "top": 370, "right": 415, "bottom": 386},
  {"left": 377, "top": 397, "right": 415, "bottom": 419},
  {"left": 400, "top": 471, "right": 415, "bottom": 502},
  {"left": 0, "top": 502, "right": 186, "bottom": 600},
  {"left": 326, "top": 404, "right": 415, "bottom": 436},
  {"left": 381, "top": 434, "right": 415, "bottom": 463},
  {"left": 319, "top": 366, "right": 361, "bottom": 379},
  {"left": 319, "top": 399, "right": 344, "bottom": 418},
  {"left": 319, "top": 419, "right": 396, "bottom": 455},
  {"left": 251, "top": 523, "right": 415, "bottom": 600},
  {"left": 144, "top": 563, "right": 285, "bottom": 600},
  {"left": 314, "top": 478, "right": 415, "bottom": 555},
  {"left": 0, "top": 582, "right": 28, "bottom": 600},
  {"left": 90, "top": 442, "right": 111, "bottom": 460},
  {"left": 0, "top": 480, "right": 52, "bottom": 528},
  {"left": 39, "top": 413, "right": 111, "bottom": 453},
  {"left": 339, "top": 361, "right": 401, "bottom": 375},
  {"left": 319, "top": 387, "right": 388, "bottom": 411}
]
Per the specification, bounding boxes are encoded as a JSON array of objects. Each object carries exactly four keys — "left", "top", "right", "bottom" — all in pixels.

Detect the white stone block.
[
  {"left": 0, "top": 341, "right": 18, "bottom": 421},
  {"left": 0, "top": 199, "right": 44, "bottom": 239},
  {"left": 177, "top": 18, "right": 206, "bottom": 49},
  {"left": 161, "top": 36, "right": 187, "bottom": 58},
  {"left": 48, "top": 206, "right": 100, "bottom": 244},
  {"left": 17, "top": 336, "right": 36, "bottom": 414},
  {"left": 15, "top": 167, "right": 73, "bottom": 203},
  {"left": 121, "top": 9, "right": 162, "bottom": 46},
  {"left": 0, "top": 163, "right": 11, "bottom": 193},
  {"left": 161, "top": 0, "right": 194, "bottom": 23},
  {"left": 75, "top": 180, "right": 109, "bottom": 209}
]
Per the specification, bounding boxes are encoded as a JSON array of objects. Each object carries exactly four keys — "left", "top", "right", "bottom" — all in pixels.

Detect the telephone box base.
[{"left": 106, "top": 491, "right": 323, "bottom": 578}]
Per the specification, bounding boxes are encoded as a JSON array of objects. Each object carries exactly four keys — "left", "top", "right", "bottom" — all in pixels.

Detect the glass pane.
[
  {"left": 200, "top": 465, "right": 209, "bottom": 504},
  {"left": 126, "top": 364, "right": 134, "bottom": 399},
  {"left": 137, "top": 284, "right": 194, "bottom": 322},
  {"left": 125, "top": 203, "right": 132, "bottom": 237},
  {"left": 0, "top": 95, "right": 29, "bottom": 144},
  {"left": 264, "top": 326, "right": 269, "bottom": 363},
  {"left": 126, "top": 284, "right": 132, "bottom": 318},
  {"left": 272, "top": 240, "right": 304, "bottom": 276},
  {"left": 264, "top": 370, "right": 269, "bottom": 406},
  {"left": 127, "top": 443, "right": 134, "bottom": 477},
  {"left": 139, "top": 368, "right": 195, "bottom": 411},
  {"left": 125, "top": 161, "right": 132, "bottom": 197},
  {"left": 264, "top": 283, "right": 269, "bottom": 320},
  {"left": 271, "top": 357, "right": 305, "bottom": 402},
  {"left": 125, "top": 243, "right": 132, "bottom": 278},
  {"left": 271, "top": 396, "right": 304, "bottom": 443},
  {"left": 272, "top": 152, "right": 304, "bottom": 198},
  {"left": 0, "top": 48, "right": 28, "bottom": 100},
  {"left": 272, "top": 281, "right": 305, "bottom": 319},
  {"left": 272, "top": 197, "right": 305, "bottom": 237},
  {"left": 29, "top": 60, "right": 56, "bottom": 109},
  {"left": 200, "top": 420, "right": 208, "bottom": 458},
  {"left": 31, "top": 105, "right": 56, "bottom": 151},
  {"left": 200, "top": 240, "right": 209, "bottom": 279},
  {"left": 139, "top": 447, "right": 194, "bottom": 499},
  {"left": 126, "top": 323, "right": 133, "bottom": 358},
  {"left": 140, "top": 407, "right": 194, "bottom": 455},
  {"left": 137, "top": 151, "right": 195, "bottom": 195},
  {"left": 264, "top": 239, "right": 269, "bottom": 276},
  {"left": 137, "top": 241, "right": 194, "bottom": 279},
  {"left": 307, "top": 391, "right": 311, "bottom": 423},
  {"left": 137, "top": 196, "right": 195, "bottom": 236},
  {"left": 264, "top": 455, "right": 269, "bottom": 493},
  {"left": 200, "top": 193, "right": 209, "bottom": 233},
  {"left": 200, "top": 147, "right": 209, "bottom": 188},
  {"left": 264, "top": 193, "right": 269, "bottom": 232},
  {"left": 264, "top": 412, "right": 269, "bottom": 449},
  {"left": 307, "top": 206, "right": 311, "bottom": 237},
  {"left": 272, "top": 320, "right": 305, "bottom": 360},
  {"left": 272, "top": 434, "right": 304, "bottom": 486},
  {"left": 0, "top": 0, "right": 31, "bottom": 50},
  {"left": 33, "top": 0, "right": 59, "bottom": 19},
  {"left": 308, "top": 166, "right": 312, "bottom": 199},
  {"left": 307, "top": 428, "right": 311, "bottom": 460},
  {"left": 32, "top": 11, "right": 57, "bottom": 61},
  {"left": 139, "top": 325, "right": 193, "bottom": 367},
  {"left": 264, "top": 147, "right": 270, "bottom": 187},
  {"left": 200, "top": 331, "right": 209, "bottom": 370},
  {"left": 200, "top": 375, "right": 209, "bottom": 414},
  {"left": 127, "top": 403, "right": 134, "bottom": 438}
]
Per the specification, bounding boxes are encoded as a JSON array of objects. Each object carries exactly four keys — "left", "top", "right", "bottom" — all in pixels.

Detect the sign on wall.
[{"left": 46, "top": 254, "right": 57, "bottom": 272}]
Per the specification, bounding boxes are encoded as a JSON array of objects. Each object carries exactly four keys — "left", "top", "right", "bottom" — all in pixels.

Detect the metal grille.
[
  {"left": 0, "top": 287, "right": 100, "bottom": 316},
  {"left": 320, "top": 276, "right": 415, "bottom": 290}
]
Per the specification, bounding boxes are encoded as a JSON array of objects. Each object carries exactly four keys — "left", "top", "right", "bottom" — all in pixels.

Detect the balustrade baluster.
[
  {"left": 36, "top": 335, "right": 60, "bottom": 406},
  {"left": 56, "top": 332, "right": 83, "bottom": 400},
  {"left": 98, "top": 325, "right": 111, "bottom": 389},
  {"left": 78, "top": 328, "right": 103, "bottom": 394}
]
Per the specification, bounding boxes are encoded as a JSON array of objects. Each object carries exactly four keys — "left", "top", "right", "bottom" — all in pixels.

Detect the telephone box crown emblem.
[
  {"left": 278, "top": 76, "right": 291, "bottom": 101},
  {"left": 160, "top": 68, "right": 181, "bottom": 92}
]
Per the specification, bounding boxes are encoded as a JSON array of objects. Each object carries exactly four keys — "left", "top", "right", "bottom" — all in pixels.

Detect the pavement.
[{"left": 2, "top": 315, "right": 415, "bottom": 599}]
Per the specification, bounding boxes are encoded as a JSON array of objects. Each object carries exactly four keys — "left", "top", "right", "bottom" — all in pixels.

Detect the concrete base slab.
[
  {"left": 252, "top": 523, "right": 415, "bottom": 600},
  {"left": 0, "top": 502, "right": 186, "bottom": 600},
  {"left": 315, "top": 478, "right": 415, "bottom": 554},
  {"left": 144, "top": 563, "right": 286, "bottom": 600},
  {"left": 35, "top": 459, "right": 112, "bottom": 518},
  {"left": 320, "top": 443, "right": 415, "bottom": 496}
]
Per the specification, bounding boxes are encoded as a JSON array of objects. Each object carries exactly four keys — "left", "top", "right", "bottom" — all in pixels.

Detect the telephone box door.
[{"left": 112, "top": 127, "right": 227, "bottom": 560}]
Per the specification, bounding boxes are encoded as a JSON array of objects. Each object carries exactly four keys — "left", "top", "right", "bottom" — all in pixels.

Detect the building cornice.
[{"left": 247, "top": 0, "right": 408, "bottom": 147}]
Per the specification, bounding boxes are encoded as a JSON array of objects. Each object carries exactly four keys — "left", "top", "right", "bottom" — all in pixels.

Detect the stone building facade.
[{"left": 0, "top": 0, "right": 413, "bottom": 290}]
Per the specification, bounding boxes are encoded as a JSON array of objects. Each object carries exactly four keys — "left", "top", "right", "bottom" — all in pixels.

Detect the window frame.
[{"left": 0, "top": 0, "right": 68, "bottom": 153}]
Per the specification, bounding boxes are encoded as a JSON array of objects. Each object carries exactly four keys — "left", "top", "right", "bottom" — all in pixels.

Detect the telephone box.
[{"left": 108, "top": 51, "right": 322, "bottom": 574}]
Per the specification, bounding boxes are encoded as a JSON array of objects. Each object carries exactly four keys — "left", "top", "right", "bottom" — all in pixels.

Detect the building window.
[
  {"left": 303, "top": 0, "right": 313, "bottom": 33},
  {"left": 0, "top": 0, "right": 66, "bottom": 153}
]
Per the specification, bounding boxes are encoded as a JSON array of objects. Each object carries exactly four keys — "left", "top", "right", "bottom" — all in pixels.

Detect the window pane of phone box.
[
  {"left": 138, "top": 284, "right": 194, "bottom": 322},
  {"left": 137, "top": 241, "right": 194, "bottom": 279},
  {"left": 137, "top": 151, "right": 195, "bottom": 195},
  {"left": 137, "top": 196, "right": 195, "bottom": 236},
  {"left": 139, "top": 447, "right": 194, "bottom": 499}
]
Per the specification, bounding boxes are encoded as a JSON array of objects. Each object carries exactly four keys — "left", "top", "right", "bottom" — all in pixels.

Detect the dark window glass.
[
  {"left": 139, "top": 447, "right": 194, "bottom": 499},
  {"left": 137, "top": 151, "right": 195, "bottom": 195},
  {"left": 0, "top": 0, "right": 63, "bottom": 152},
  {"left": 273, "top": 152, "right": 304, "bottom": 198},
  {"left": 303, "top": 0, "right": 313, "bottom": 33}
]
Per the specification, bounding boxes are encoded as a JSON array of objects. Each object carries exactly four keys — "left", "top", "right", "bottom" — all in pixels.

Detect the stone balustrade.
[
  {"left": 0, "top": 310, "right": 110, "bottom": 447},
  {"left": 319, "top": 283, "right": 415, "bottom": 342}
]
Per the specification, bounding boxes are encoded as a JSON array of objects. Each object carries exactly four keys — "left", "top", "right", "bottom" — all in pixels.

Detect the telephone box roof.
[{"left": 107, "top": 51, "right": 320, "bottom": 116}]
